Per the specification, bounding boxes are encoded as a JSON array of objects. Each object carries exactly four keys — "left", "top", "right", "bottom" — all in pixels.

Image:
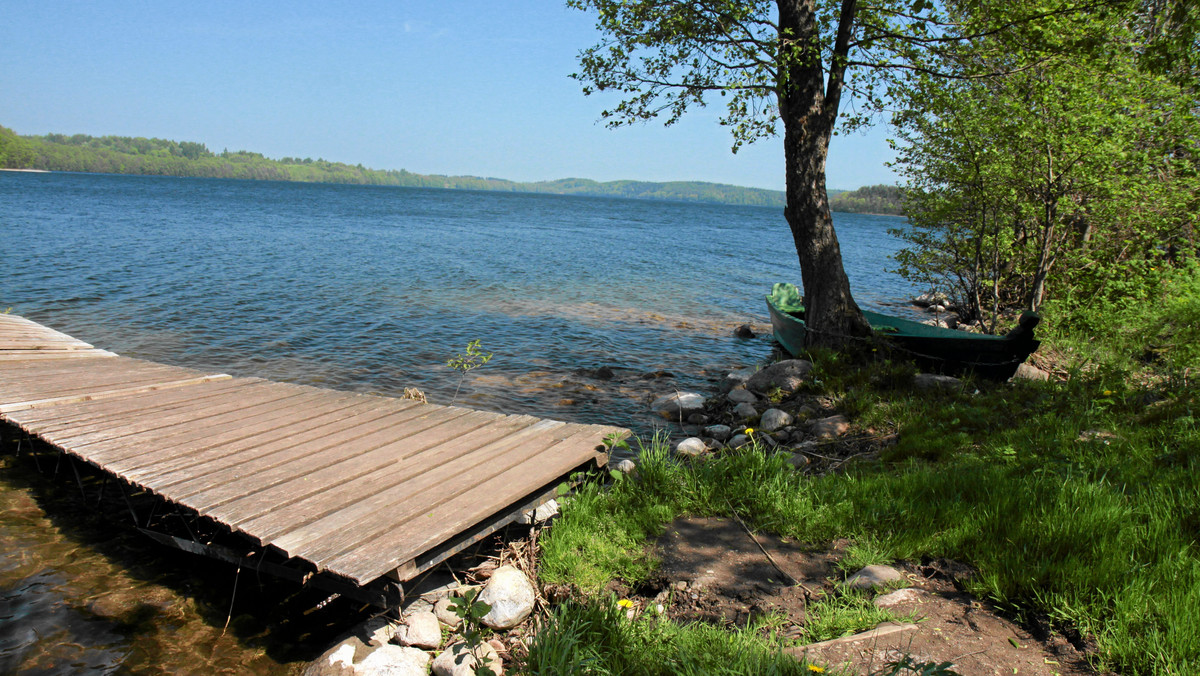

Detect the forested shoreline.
[
  {"left": 827, "top": 184, "right": 904, "bottom": 215},
  {"left": 0, "top": 127, "right": 809, "bottom": 208}
]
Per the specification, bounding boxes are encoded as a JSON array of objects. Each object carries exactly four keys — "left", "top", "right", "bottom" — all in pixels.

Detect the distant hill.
[
  {"left": 0, "top": 126, "right": 794, "bottom": 208},
  {"left": 828, "top": 184, "right": 904, "bottom": 216}
]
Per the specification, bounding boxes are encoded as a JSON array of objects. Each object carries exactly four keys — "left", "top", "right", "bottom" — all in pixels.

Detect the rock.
[
  {"left": 434, "top": 597, "right": 462, "bottom": 629},
  {"left": 611, "top": 458, "right": 637, "bottom": 475},
  {"left": 874, "top": 588, "right": 927, "bottom": 608},
  {"left": 1012, "top": 363, "right": 1049, "bottom": 381},
  {"left": 787, "top": 453, "right": 809, "bottom": 469},
  {"left": 726, "top": 388, "right": 758, "bottom": 404},
  {"left": 357, "top": 645, "right": 433, "bottom": 676},
  {"left": 478, "top": 566, "right": 535, "bottom": 630},
  {"left": 702, "top": 424, "right": 732, "bottom": 441},
  {"left": 759, "top": 408, "right": 794, "bottom": 432},
  {"left": 304, "top": 639, "right": 362, "bottom": 676},
  {"left": 732, "top": 402, "right": 758, "bottom": 419},
  {"left": 675, "top": 437, "right": 708, "bottom": 457},
  {"left": 718, "top": 367, "right": 757, "bottom": 393},
  {"left": 913, "top": 373, "right": 962, "bottom": 391},
  {"left": 845, "top": 564, "right": 906, "bottom": 590},
  {"left": 681, "top": 424, "right": 702, "bottom": 436},
  {"left": 591, "top": 366, "right": 616, "bottom": 380},
  {"left": 912, "top": 290, "right": 948, "bottom": 308},
  {"left": 516, "top": 499, "right": 559, "bottom": 525},
  {"left": 432, "top": 642, "right": 502, "bottom": 676},
  {"left": 395, "top": 610, "right": 442, "bottom": 650},
  {"left": 811, "top": 414, "right": 849, "bottom": 439},
  {"left": 734, "top": 324, "right": 755, "bottom": 338},
  {"left": 686, "top": 412, "right": 708, "bottom": 425},
  {"left": 650, "top": 392, "right": 706, "bottom": 420},
  {"left": 727, "top": 434, "right": 750, "bottom": 448},
  {"left": 358, "top": 615, "right": 396, "bottom": 647},
  {"left": 746, "top": 359, "right": 813, "bottom": 395},
  {"left": 796, "top": 404, "right": 817, "bottom": 417},
  {"left": 640, "top": 370, "right": 675, "bottom": 380}
]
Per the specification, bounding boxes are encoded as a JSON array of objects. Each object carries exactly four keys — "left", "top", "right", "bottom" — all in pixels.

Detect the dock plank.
[{"left": 0, "top": 314, "right": 624, "bottom": 590}]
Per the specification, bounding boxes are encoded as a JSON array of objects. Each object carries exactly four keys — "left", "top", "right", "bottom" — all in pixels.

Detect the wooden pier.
[{"left": 0, "top": 313, "right": 625, "bottom": 601}]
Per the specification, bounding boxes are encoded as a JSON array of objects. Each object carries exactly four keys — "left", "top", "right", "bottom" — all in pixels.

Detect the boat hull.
[{"left": 766, "top": 285, "right": 1040, "bottom": 381}]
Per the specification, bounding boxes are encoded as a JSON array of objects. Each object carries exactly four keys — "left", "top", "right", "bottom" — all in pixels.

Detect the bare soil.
[{"left": 609, "top": 516, "right": 1098, "bottom": 676}]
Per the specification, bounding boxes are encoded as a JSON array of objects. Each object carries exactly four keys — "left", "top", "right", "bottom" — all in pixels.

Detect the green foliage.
[
  {"left": 829, "top": 184, "right": 905, "bottom": 216},
  {"left": 522, "top": 597, "right": 812, "bottom": 675},
  {"left": 447, "top": 588, "right": 499, "bottom": 676},
  {"left": 800, "top": 590, "right": 915, "bottom": 643},
  {"left": 541, "top": 318, "right": 1200, "bottom": 673},
  {"left": 889, "top": 10, "right": 1199, "bottom": 329},
  {"left": 447, "top": 340, "right": 493, "bottom": 405},
  {"left": 0, "top": 129, "right": 787, "bottom": 206}
]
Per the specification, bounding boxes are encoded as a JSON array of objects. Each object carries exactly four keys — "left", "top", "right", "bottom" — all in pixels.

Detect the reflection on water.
[{"left": 0, "top": 172, "right": 917, "bottom": 672}]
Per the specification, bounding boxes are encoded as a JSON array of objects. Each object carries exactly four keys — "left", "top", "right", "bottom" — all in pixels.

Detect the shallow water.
[{"left": 0, "top": 171, "right": 915, "bottom": 672}]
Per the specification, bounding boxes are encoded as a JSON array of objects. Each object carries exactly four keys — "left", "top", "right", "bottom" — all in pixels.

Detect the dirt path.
[{"left": 616, "top": 517, "right": 1096, "bottom": 676}]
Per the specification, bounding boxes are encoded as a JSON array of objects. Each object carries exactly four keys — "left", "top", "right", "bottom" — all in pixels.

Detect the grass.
[{"left": 533, "top": 267, "right": 1200, "bottom": 675}]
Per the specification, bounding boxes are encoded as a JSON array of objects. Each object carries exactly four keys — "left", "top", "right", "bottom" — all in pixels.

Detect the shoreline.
[{"left": 0, "top": 168, "right": 50, "bottom": 173}]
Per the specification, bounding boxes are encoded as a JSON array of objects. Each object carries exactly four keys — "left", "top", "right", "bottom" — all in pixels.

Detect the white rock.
[
  {"left": 479, "top": 566, "right": 535, "bottom": 630},
  {"left": 675, "top": 437, "right": 707, "bottom": 457},
  {"left": 759, "top": 408, "right": 794, "bottom": 432},
  {"left": 746, "top": 360, "right": 813, "bottom": 394},
  {"left": 395, "top": 610, "right": 442, "bottom": 650},
  {"left": 732, "top": 402, "right": 758, "bottom": 419},
  {"left": 702, "top": 424, "right": 732, "bottom": 441},
  {"left": 330, "top": 643, "right": 357, "bottom": 670},
  {"left": 355, "top": 645, "right": 432, "bottom": 676},
  {"left": 874, "top": 588, "right": 927, "bottom": 608},
  {"left": 727, "top": 388, "right": 758, "bottom": 404},
  {"left": 650, "top": 392, "right": 707, "bottom": 420},
  {"left": 432, "top": 642, "right": 502, "bottom": 676},
  {"left": 433, "top": 597, "right": 462, "bottom": 629},
  {"left": 358, "top": 616, "right": 396, "bottom": 647},
  {"left": 845, "top": 564, "right": 906, "bottom": 590},
  {"left": 517, "top": 499, "right": 559, "bottom": 525},
  {"left": 610, "top": 458, "right": 637, "bottom": 475}
]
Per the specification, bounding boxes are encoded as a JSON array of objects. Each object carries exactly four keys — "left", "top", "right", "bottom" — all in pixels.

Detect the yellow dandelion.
[
  {"left": 617, "top": 599, "right": 634, "bottom": 609},
  {"left": 807, "top": 666, "right": 826, "bottom": 674},
  {"left": 1103, "top": 390, "right": 1113, "bottom": 396},
  {"left": 745, "top": 428, "right": 755, "bottom": 435}
]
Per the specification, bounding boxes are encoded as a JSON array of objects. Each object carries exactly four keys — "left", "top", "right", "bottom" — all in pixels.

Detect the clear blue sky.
[{"left": 0, "top": 1, "right": 898, "bottom": 192}]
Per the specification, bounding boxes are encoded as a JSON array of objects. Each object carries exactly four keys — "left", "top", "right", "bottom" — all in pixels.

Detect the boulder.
[
  {"left": 1012, "top": 363, "right": 1049, "bottom": 381},
  {"left": 759, "top": 408, "right": 794, "bottom": 433},
  {"left": 912, "top": 291, "right": 948, "bottom": 308},
  {"left": 356, "top": 645, "right": 432, "bottom": 676},
  {"left": 845, "top": 564, "right": 905, "bottom": 590},
  {"left": 686, "top": 412, "right": 708, "bottom": 425},
  {"left": 718, "top": 367, "right": 757, "bottom": 393},
  {"left": 726, "top": 388, "right": 758, "bottom": 404},
  {"left": 734, "top": 324, "right": 755, "bottom": 338},
  {"left": 304, "top": 639, "right": 362, "bottom": 676},
  {"left": 650, "top": 392, "right": 706, "bottom": 420},
  {"left": 746, "top": 360, "right": 813, "bottom": 395},
  {"left": 702, "top": 424, "right": 732, "bottom": 442},
  {"left": 675, "top": 437, "right": 708, "bottom": 457},
  {"left": 732, "top": 402, "right": 758, "bottom": 419},
  {"left": 913, "top": 373, "right": 962, "bottom": 391},
  {"left": 434, "top": 597, "right": 462, "bottom": 629},
  {"left": 610, "top": 458, "right": 637, "bottom": 475},
  {"left": 395, "top": 610, "right": 442, "bottom": 650},
  {"left": 811, "top": 414, "right": 849, "bottom": 439},
  {"left": 478, "top": 566, "right": 535, "bottom": 630},
  {"left": 727, "top": 434, "right": 750, "bottom": 448},
  {"left": 432, "top": 642, "right": 502, "bottom": 676},
  {"left": 516, "top": 499, "right": 559, "bottom": 525}
]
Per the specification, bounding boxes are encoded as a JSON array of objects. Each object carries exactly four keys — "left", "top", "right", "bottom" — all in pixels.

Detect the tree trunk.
[{"left": 778, "top": 0, "right": 872, "bottom": 349}]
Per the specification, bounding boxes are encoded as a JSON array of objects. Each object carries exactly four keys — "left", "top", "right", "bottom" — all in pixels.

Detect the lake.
[{"left": 0, "top": 171, "right": 914, "bottom": 673}]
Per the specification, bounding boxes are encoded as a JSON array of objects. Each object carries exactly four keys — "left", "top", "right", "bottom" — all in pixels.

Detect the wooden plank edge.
[{"left": 0, "top": 374, "right": 234, "bottom": 414}]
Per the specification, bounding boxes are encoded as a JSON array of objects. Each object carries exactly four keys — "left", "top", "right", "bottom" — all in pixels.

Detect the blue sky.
[{"left": 0, "top": 1, "right": 898, "bottom": 191}]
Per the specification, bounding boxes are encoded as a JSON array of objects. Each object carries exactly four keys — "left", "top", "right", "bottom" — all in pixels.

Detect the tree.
[
  {"left": 568, "top": 0, "right": 1122, "bottom": 347},
  {"left": 889, "top": 6, "right": 1198, "bottom": 331}
]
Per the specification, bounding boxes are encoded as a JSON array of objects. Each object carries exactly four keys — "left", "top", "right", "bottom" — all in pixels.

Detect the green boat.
[{"left": 766, "top": 283, "right": 1040, "bottom": 380}]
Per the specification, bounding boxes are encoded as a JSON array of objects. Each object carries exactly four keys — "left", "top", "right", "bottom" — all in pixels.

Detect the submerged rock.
[{"left": 650, "top": 392, "right": 706, "bottom": 420}]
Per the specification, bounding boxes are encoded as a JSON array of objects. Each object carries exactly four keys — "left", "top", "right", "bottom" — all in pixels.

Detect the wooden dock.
[{"left": 0, "top": 312, "right": 624, "bottom": 595}]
